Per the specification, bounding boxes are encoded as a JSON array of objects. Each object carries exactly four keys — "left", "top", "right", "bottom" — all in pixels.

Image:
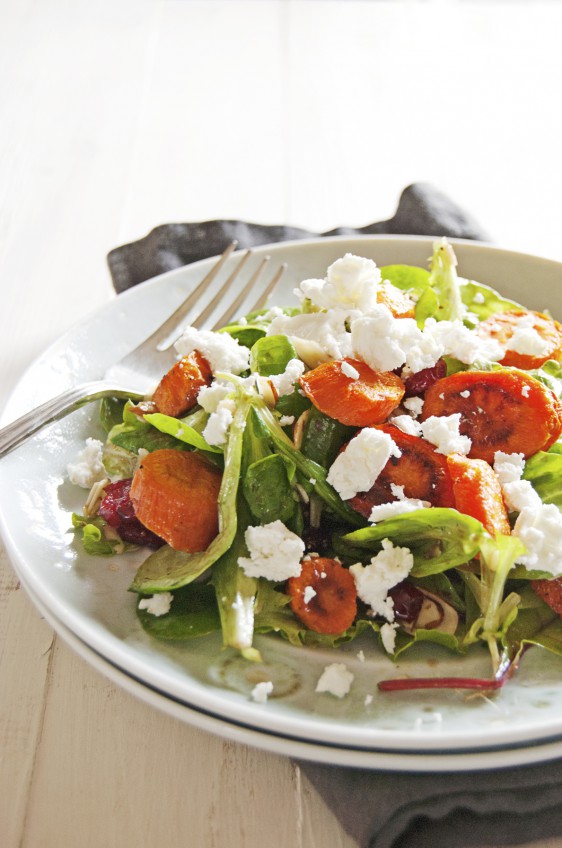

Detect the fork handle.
[{"left": 0, "top": 381, "right": 142, "bottom": 458}]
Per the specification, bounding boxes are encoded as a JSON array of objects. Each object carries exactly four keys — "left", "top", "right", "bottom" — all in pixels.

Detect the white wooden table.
[{"left": 2, "top": 2, "right": 562, "bottom": 845}]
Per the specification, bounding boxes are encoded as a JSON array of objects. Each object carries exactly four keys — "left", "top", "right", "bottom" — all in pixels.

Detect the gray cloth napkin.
[{"left": 107, "top": 182, "right": 562, "bottom": 848}]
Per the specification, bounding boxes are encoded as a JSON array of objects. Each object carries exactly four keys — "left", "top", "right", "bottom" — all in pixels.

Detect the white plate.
[
  {"left": 20, "top": 568, "right": 562, "bottom": 772},
  {"left": 3, "top": 235, "right": 562, "bottom": 763}
]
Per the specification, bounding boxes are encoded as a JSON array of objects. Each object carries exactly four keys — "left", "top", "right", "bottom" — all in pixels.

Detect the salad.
[{"left": 69, "top": 238, "right": 562, "bottom": 693}]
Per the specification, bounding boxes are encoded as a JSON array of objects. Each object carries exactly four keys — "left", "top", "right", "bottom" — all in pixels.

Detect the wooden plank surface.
[{"left": 2, "top": 2, "right": 562, "bottom": 846}]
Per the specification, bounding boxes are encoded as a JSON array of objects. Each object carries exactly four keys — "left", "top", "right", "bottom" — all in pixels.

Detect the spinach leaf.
[
  {"left": 137, "top": 584, "right": 221, "bottom": 640},
  {"left": 301, "top": 406, "right": 355, "bottom": 469},
  {"left": 99, "top": 397, "right": 126, "bottom": 433},
  {"left": 243, "top": 454, "right": 296, "bottom": 524}
]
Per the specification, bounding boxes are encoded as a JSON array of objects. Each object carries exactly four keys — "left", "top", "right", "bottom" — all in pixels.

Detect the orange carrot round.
[
  {"left": 348, "top": 424, "right": 455, "bottom": 518},
  {"left": 287, "top": 557, "right": 357, "bottom": 635},
  {"left": 130, "top": 449, "right": 221, "bottom": 552},
  {"left": 422, "top": 370, "right": 562, "bottom": 463},
  {"left": 376, "top": 282, "right": 416, "bottom": 319},
  {"left": 152, "top": 351, "right": 212, "bottom": 418},
  {"left": 299, "top": 358, "right": 404, "bottom": 427},
  {"left": 477, "top": 309, "right": 562, "bottom": 370},
  {"left": 446, "top": 453, "right": 510, "bottom": 536}
]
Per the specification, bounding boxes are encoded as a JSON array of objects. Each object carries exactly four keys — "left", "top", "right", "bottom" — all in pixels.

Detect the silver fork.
[{"left": 0, "top": 242, "right": 286, "bottom": 457}]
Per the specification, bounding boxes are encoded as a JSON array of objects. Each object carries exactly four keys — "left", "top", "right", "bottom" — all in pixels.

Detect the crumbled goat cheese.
[
  {"left": 493, "top": 451, "right": 562, "bottom": 575},
  {"left": 403, "top": 396, "right": 424, "bottom": 417},
  {"left": 390, "top": 414, "right": 422, "bottom": 437},
  {"left": 460, "top": 390, "right": 471, "bottom": 399},
  {"left": 299, "top": 253, "right": 381, "bottom": 313},
  {"left": 421, "top": 414, "right": 472, "bottom": 456},
  {"left": 67, "top": 438, "right": 106, "bottom": 488},
  {"left": 427, "top": 317, "right": 503, "bottom": 364},
  {"left": 262, "top": 306, "right": 284, "bottom": 322},
  {"left": 269, "top": 358, "right": 305, "bottom": 396},
  {"left": 357, "top": 650, "right": 365, "bottom": 663},
  {"left": 521, "top": 385, "right": 531, "bottom": 398},
  {"left": 369, "top": 498, "right": 430, "bottom": 523},
  {"left": 138, "top": 592, "right": 173, "bottom": 617},
  {"left": 237, "top": 315, "right": 248, "bottom": 325},
  {"left": 315, "top": 663, "right": 354, "bottom": 698},
  {"left": 251, "top": 681, "right": 274, "bottom": 703},
  {"left": 341, "top": 360, "right": 360, "bottom": 380},
  {"left": 202, "top": 400, "right": 235, "bottom": 446},
  {"left": 350, "top": 539, "right": 414, "bottom": 622},
  {"left": 351, "top": 307, "right": 443, "bottom": 374},
  {"left": 390, "top": 483, "right": 405, "bottom": 500},
  {"left": 238, "top": 520, "right": 305, "bottom": 580},
  {"left": 472, "top": 291, "right": 486, "bottom": 304},
  {"left": 505, "top": 313, "right": 551, "bottom": 356},
  {"left": 327, "top": 428, "right": 401, "bottom": 501},
  {"left": 380, "top": 622, "right": 399, "bottom": 654},
  {"left": 303, "top": 585, "right": 317, "bottom": 604},
  {"left": 364, "top": 694, "right": 374, "bottom": 706},
  {"left": 267, "top": 310, "right": 353, "bottom": 361},
  {"left": 197, "top": 381, "right": 231, "bottom": 413},
  {"left": 279, "top": 415, "right": 295, "bottom": 426},
  {"left": 174, "top": 326, "right": 250, "bottom": 374}
]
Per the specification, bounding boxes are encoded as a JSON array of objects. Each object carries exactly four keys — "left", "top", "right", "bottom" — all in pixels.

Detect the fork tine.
[
  {"left": 139, "top": 241, "right": 238, "bottom": 351},
  {"left": 192, "top": 249, "right": 253, "bottom": 330},
  {"left": 211, "top": 255, "right": 272, "bottom": 330},
  {"left": 247, "top": 262, "right": 287, "bottom": 312}
]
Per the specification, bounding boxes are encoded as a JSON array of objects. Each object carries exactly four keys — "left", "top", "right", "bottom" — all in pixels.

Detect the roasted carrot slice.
[
  {"left": 376, "top": 282, "right": 416, "bottom": 319},
  {"left": 421, "top": 370, "right": 562, "bottom": 463},
  {"left": 299, "top": 359, "right": 404, "bottom": 427},
  {"left": 348, "top": 424, "right": 455, "bottom": 517},
  {"left": 477, "top": 309, "right": 562, "bottom": 370},
  {"left": 531, "top": 578, "right": 562, "bottom": 616},
  {"left": 130, "top": 449, "right": 221, "bottom": 552},
  {"left": 446, "top": 453, "right": 510, "bottom": 536},
  {"left": 152, "top": 351, "right": 212, "bottom": 418},
  {"left": 287, "top": 557, "right": 357, "bottom": 635}
]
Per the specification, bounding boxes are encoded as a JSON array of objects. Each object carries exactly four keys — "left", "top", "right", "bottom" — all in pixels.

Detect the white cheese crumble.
[
  {"left": 138, "top": 592, "right": 173, "bottom": 617},
  {"left": 493, "top": 451, "right": 562, "bottom": 576},
  {"left": 174, "top": 326, "right": 250, "bottom": 374},
  {"left": 267, "top": 310, "right": 353, "bottom": 361},
  {"left": 197, "top": 381, "right": 231, "bottom": 413},
  {"left": 351, "top": 307, "right": 442, "bottom": 374},
  {"left": 357, "top": 650, "right": 365, "bottom": 663},
  {"left": 251, "top": 681, "right": 274, "bottom": 703},
  {"left": 390, "top": 414, "right": 422, "bottom": 437},
  {"left": 460, "top": 390, "right": 471, "bottom": 399},
  {"left": 403, "top": 396, "right": 424, "bottom": 417},
  {"left": 238, "top": 520, "right": 305, "bottom": 580},
  {"left": 279, "top": 415, "right": 295, "bottom": 426},
  {"left": 327, "top": 428, "right": 401, "bottom": 501},
  {"left": 341, "top": 360, "right": 360, "bottom": 380},
  {"left": 303, "top": 585, "right": 317, "bottom": 604},
  {"left": 364, "top": 694, "right": 374, "bottom": 706},
  {"left": 472, "top": 291, "right": 486, "bottom": 304},
  {"left": 521, "top": 385, "right": 531, "bottom": 398},
  {"left": 380, "top": 622, "right": 399, "bottom": 654},
  {"left": 67, "top": 438, "right": 106, "bottom": 488},
  {"left": 299, "top": 253, "right": 381, "bottom": 313},
  {"left": 368, "top": 498, "right": 430, "bottom": 523},
  {"left": 350, "top": 539, "right": 414, "bottom": 622},
  {"left": 202, "top": 400, "right": 235, "bottom": 446},
  {"left": 505, "top": 313, "right": 550, "bottom": 356},
  {"left": 269, "top": 358, "right": 305, "bottom": 397},
  {"left": 315, "top": 663, "right": 354, "bottom": 698},
  {"left": 390, "top": 483, "right": 405, "bottom": 500},
  {"left": 427, "top": 318, "right": 503, "bottom": 364},
  {"left": 420, "top": 414, "right": 471, "bottom": 456}
]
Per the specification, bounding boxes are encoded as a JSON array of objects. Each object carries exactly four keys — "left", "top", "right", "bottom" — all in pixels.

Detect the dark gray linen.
[{"left": 107, "top": 183, "right": 561, "bottom": 848}]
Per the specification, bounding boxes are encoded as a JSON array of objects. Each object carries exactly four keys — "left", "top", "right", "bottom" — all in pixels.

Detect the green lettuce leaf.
[
  {"left": 136, "top": 584, "right": 221, "bottom": 640},
  {"left": 460, "top": 279, "right": 522, "bottom": 321},
  {"left": 71, "top": 514, "right": 135, "bottom": 556},
  {"left": 144, "top": 410, "right": 223, "bottom": 454}
]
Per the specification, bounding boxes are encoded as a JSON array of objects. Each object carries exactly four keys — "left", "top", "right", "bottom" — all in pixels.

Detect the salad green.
[{"left": 69, "top": 239, "right": 562, "bottom": 691}]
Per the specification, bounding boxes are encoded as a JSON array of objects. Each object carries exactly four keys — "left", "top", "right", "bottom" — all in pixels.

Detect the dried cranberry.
[
  {"left": 388, "top": 580, "right": 425, "bottom": 625},
  {"left": 403, "top": 358, "right": 447, "bottom": 397},
  {"left": 98, "top": 478, "right": 164, "bottom": 549},
  {"left": 98, "top": 479, "right": 133, "bottom": 527}
]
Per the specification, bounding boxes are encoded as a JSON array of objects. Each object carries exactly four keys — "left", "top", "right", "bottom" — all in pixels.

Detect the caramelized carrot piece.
[
  {"left": 287, "top": 557, "right": 357, "bottom": 635},
  {"left": 152, "top": 351, "right": 212, "bottom": 417},
  {"left": 130, "top": 449, "right": 221, "bottom": 552},
  {"left": 348, "top": 424, "right": 455, "bottom": 517},
  {"left": 299, "top": 359, "right": 404, "bottom": 427},
  {"left": 531, "top": 578, "right": 562, "bottom": 616},
  {"left": 422, "top": 370, "right": 562, "bottom": 463},
  {"left": 477, "top": 309, "right": 562, "bottom": 370},
  {"left": 446, "top": 453, "right": 510, "bottom": 536},
  {"left": 376, "top": 282, "right": 416, "bottom": 319}
]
